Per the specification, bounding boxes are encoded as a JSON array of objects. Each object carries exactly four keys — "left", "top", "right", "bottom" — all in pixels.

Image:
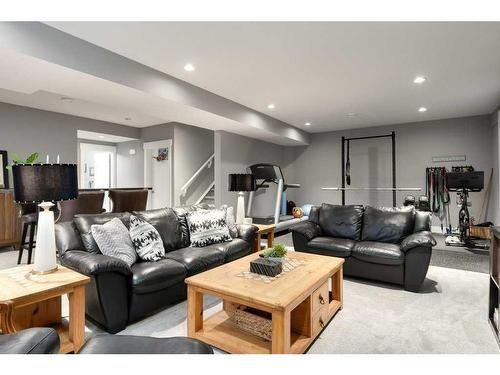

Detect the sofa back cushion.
[
  {"left": 319, "top": 204, "right": 364, "bottom": 240},
  {"left": 132, "top": 208, "right": 187, "bottom": 252},
  {"left": 414, "top": 211, "right": 431, "bottom": 232},
  {"left": 308, "top": 206, "right": 320, "bottom": 224},
  {"left": 361, "top": 206, "right": 415, "bottom": 243},
  {"left": 74, "top": 212, "right": 131, "bottom": 254}
]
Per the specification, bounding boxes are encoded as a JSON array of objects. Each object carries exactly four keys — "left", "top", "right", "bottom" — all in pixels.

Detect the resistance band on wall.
[{"left": 426, "top": 166, "right": 451, "bottom": 230}]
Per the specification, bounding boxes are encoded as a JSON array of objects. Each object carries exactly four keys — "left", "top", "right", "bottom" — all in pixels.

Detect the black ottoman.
[
  {"left": 0, "top": 328, "right": 60, "bottom": 354},
  {"left": 79, "top": 335, "right": 214, "bottom": 354}
]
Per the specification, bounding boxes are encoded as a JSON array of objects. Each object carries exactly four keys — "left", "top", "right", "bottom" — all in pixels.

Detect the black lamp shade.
[
  {"left": 228, "top": 173, "right": 255, "bottom": 192},
  {"left": 12, "top": 164, "right": 79, "bottom": 203}
]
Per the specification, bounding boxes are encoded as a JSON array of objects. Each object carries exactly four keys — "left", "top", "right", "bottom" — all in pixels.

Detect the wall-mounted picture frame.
[{"left": 0, "top": 150, "right": 9, "bottom": 189}]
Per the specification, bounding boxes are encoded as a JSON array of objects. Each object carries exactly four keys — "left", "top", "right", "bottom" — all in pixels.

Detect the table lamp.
[
  {"left": 12, "top": 163, "right": 78, "bottom": 274},
  {"left": 228, "top": 173, "right": 255, "bottom": 224}
]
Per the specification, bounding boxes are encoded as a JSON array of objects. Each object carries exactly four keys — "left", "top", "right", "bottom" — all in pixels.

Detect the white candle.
[
  {"left": 57, "top": 155, "right": 60, "bottom": 164},
  {"left": 46, "top": 155, "right": 49, "bottom": 163}
]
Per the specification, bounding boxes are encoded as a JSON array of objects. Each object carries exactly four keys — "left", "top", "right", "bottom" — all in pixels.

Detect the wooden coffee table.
[
  {"left": 0, "top": 265, "right": 90, "bottom": 353},
  {"left": 186, "top": 252, "right": 344, "bottom": 354}
]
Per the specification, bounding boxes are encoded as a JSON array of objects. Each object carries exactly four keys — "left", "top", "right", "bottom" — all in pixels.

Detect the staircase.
[{"left": 198, "top": 184, "right": 215, "bottom": 207}]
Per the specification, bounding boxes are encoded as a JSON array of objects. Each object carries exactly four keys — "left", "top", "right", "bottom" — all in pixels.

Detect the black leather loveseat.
[
  {"left": 55, "top": 207, "right": 257, "bottom": 333},
  {"left": 291, "top": 204, "right": 436, "bottom": 292}
]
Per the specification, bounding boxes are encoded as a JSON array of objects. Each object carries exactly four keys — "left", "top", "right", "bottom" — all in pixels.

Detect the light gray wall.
[
  {"left": 490, "top": 109, "right": 499, "bottom": 225},
  {"left": 173, "top": 123, "right": 214, "bottom": 206},
  {"left": 116, "top": 140, "right": 144, "bottom": 188},
  {"left": 0, "top": 102, "right": 140, "bottom": 186},
  {"left": 215, "top": 130, "right": 285, "bottom": 217},
  {"left": 284, "top": 115, "right": 495, "bottom": 228}
]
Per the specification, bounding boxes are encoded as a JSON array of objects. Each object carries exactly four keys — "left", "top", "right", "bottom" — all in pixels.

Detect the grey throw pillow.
[
  {"left": 91, "top": 218, "right": 137, "bottom": 266},
  {"left": 129, "top": 215, "right": 165, "bottom": 261},
  {"left": 220, "top": 205, "right": 238, "bottom": 238},
  {"left": 186, "top": 208, "right": 232, "bottom": 247}
]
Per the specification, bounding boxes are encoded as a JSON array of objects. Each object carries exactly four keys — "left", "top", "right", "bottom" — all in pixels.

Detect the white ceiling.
[
  {"left": 0, "top": 49, "right": 302, "bottom": 145},
  {"left": 46, "top": 22, "right": 500, "bottom": 132},
  {"left": 77, "top": 130, "right": 137, "bottom": 143}
]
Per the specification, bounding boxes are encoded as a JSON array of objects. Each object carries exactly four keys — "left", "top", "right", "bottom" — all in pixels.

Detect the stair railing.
[
  {"left": 181, "top": 154, "right": 215, "bottom": 198},
  {"left": 195, "top": 181, "right": 215, "bottom": 205}
]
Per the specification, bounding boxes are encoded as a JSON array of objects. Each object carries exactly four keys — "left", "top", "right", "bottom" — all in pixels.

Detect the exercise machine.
[
  {"left": 245, "top": 163, "right": 307, "bottom": 231},
  {"left": 445, "top": 171, "right": 485, "bottom": 247},
  {"left": 322, "top": 132, "right": 421, "bottom": 205}
]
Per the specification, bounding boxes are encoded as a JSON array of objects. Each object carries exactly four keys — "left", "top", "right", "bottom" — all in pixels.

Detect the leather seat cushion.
[
  {"left": 352, "top": 241, "right": 404, "bottom": 265},
  {"left": 131, "top": 259, "right": 187, "bottom": 294},
  {"left": 361, "top": 206, "right": 415, "bottom": 243},
  {"left": 164, "top": 246, "right": 225, "bottom": 276},
  {"left": 132, "top": 208, "right": 189, "bottom": 251},
  {"left": 79, "top": 335, "right": 213, "bottom": 354},
  {"left": 0, "top": 328, "right": 60, "bottom": 354},
  {"left": 319, "top": 204, "right": 364, "bottom": 240},
  {"left": 206, "top": 239, "right": 251, "bottom": 262},
  {"left": 307, "top": 237, "right": 355, "bottom": 257}
]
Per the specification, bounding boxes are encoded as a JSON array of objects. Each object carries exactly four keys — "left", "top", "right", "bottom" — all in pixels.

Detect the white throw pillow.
[
  {"left": 129, "top": 215, "right": 165, "bottom": 261},
  {"left": 186, "top": 208, "right": 232, "bottom": 247},
  {"left": 91, "top": 218, "right": 137, "bottom": 266}
]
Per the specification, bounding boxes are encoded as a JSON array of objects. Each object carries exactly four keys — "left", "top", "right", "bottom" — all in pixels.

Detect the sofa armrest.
[
  {"left": 237, "top": 224, "right": 259, "bottom": 243},
  {"left": 61, "top": 250, "right": 132, "bottom": 277},
  {"left": 290, "top": 221, "right": 322, "bottom": 241},
  {"left": 400, "top": 231, "right": 436, "bottom": 253}
]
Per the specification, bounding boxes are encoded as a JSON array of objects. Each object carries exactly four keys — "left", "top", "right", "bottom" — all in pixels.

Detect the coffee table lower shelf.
[{"left": 192, "top": 309, "right": 337, "bottom": 354}]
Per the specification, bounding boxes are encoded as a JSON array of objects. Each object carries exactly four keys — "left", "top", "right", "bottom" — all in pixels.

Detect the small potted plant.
[{"left": 260, "top": 243, "right": 287, "bottom": 263}]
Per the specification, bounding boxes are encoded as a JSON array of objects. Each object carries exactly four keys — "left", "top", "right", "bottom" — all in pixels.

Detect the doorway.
[
  {"left": 79, "top": 142, "right": 117, "bottom": 210},
  {"left": 143, "top": 140, "right": 172, "bottom": 209}
]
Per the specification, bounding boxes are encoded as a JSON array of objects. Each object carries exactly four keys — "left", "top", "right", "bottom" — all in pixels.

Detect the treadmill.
[{"left": 245, "top": 163, "right": 308, "bottom": 232}]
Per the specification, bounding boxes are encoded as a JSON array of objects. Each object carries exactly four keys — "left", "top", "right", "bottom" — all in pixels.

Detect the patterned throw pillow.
[
  {"left": 129, "top": 215, "right": 165, "bottom": 261},
  {"left": 186, "top": 208, "right": 232, "bottom": 247},
  {"left": 220, "top": 205, "right": 238, "bottom": 239},
  {"left": 91, "top": 218, "right": 137, "bottom": 266}
]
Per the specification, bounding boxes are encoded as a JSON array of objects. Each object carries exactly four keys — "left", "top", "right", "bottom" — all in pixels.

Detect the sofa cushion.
[
  {"left": 164, "top": 246, "right": 225, "bottom": 276},
  {"left": 207, "top": 238, "right": 251, "bottom": 263},
  {"left": 307, "top": 237, "right": 355, "bottom": 258},
  {"left": 319, "top": 204, "right": 364, "bottom": 240},
  {"left": 132, "top": 208, "right": 187, "bottom": 252},
  {"left": 361, "top": 206, "right": 415, "bottom": 243},
  {"left": 91, "top": 218, "right": 137, "bottom": 266},
  {"left": 131, "top": 259, "right": 187, "bottom": 294},
  {"left": 352, "top": 241, "right": 404, "bottom": 265},
  {"left": 74, "top": 212, "right": 131, "bottom": 254}
]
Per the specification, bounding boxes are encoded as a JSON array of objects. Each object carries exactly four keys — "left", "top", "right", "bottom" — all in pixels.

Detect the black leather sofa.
[
  {"left": 0, "top": 328, "right": 60, "bottom": 354},
  {"left": 55, "top": 206, "right": 257, "bottom": 333},
  {"left": 291, "top": 204, "right": 436, "bottom": 292}
]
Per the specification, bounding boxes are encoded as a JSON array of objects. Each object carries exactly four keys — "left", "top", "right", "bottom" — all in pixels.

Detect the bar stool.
[
  {"left": 109, "top": 189, "right": 148, "bottom": 213},
  {"left": 17, "top": 203, "right": 38, "bottom": 264},
  {"left": 57, "top": 191, "right": 105, "bottom": 222}
]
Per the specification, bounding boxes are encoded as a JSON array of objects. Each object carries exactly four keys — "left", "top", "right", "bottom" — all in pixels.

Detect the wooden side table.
[
  {"left": 253, "top": 224, "right": 276, "bottom": 253},
  {"left": 0, "top": 265, "right": 90, "bottom": 353}
]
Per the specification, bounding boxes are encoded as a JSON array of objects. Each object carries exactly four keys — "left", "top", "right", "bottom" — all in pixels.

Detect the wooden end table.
[
  {"left": 186, "top": 252, "right": 344, "bottom": 354},
  {"left": 253, "top": 224, "right": 276, "bottom": 252},
  {"left": 0, "top": 265, "right": 90, "bottom": 353}
]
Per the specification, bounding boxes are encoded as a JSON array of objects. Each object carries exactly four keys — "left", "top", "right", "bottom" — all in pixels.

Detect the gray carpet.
[
  {"left": 77, "top": 265, "right": 498, "bottom": 354},
  {"left": 3, "top": 235, "right": 498, "bottom": 353}
]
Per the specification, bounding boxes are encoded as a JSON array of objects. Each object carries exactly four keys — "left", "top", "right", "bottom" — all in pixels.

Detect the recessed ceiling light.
[
  {"left": 304, "top": 122, "right": 311, "bottom": 126},
  {"left": 184, "top": 63, "right": 195, "bottom": 72},
  {"left": 413, "top": 76, "right": 427, "bottom": 84},
  {"left": 267, "top": 104, "right": 275, "bottom": 109},
  {"left": 346, "top": 112, "right": 357, "bottom": 118},
  {"left": 418, "top": 107, "right": 427, "bottom": 112},
  {"left": 98, "top": 135, "right": 105, "bottom": 139}
]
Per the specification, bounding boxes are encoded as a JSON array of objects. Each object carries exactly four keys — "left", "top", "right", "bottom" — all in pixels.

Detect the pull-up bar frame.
[{"left": 341, "top": 131, "right": 396, "bottom": 206}]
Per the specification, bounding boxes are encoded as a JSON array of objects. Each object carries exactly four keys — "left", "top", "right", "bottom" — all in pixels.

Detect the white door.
[{"left": 143, "top": 140, "right": 172, "bottom": 209}]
